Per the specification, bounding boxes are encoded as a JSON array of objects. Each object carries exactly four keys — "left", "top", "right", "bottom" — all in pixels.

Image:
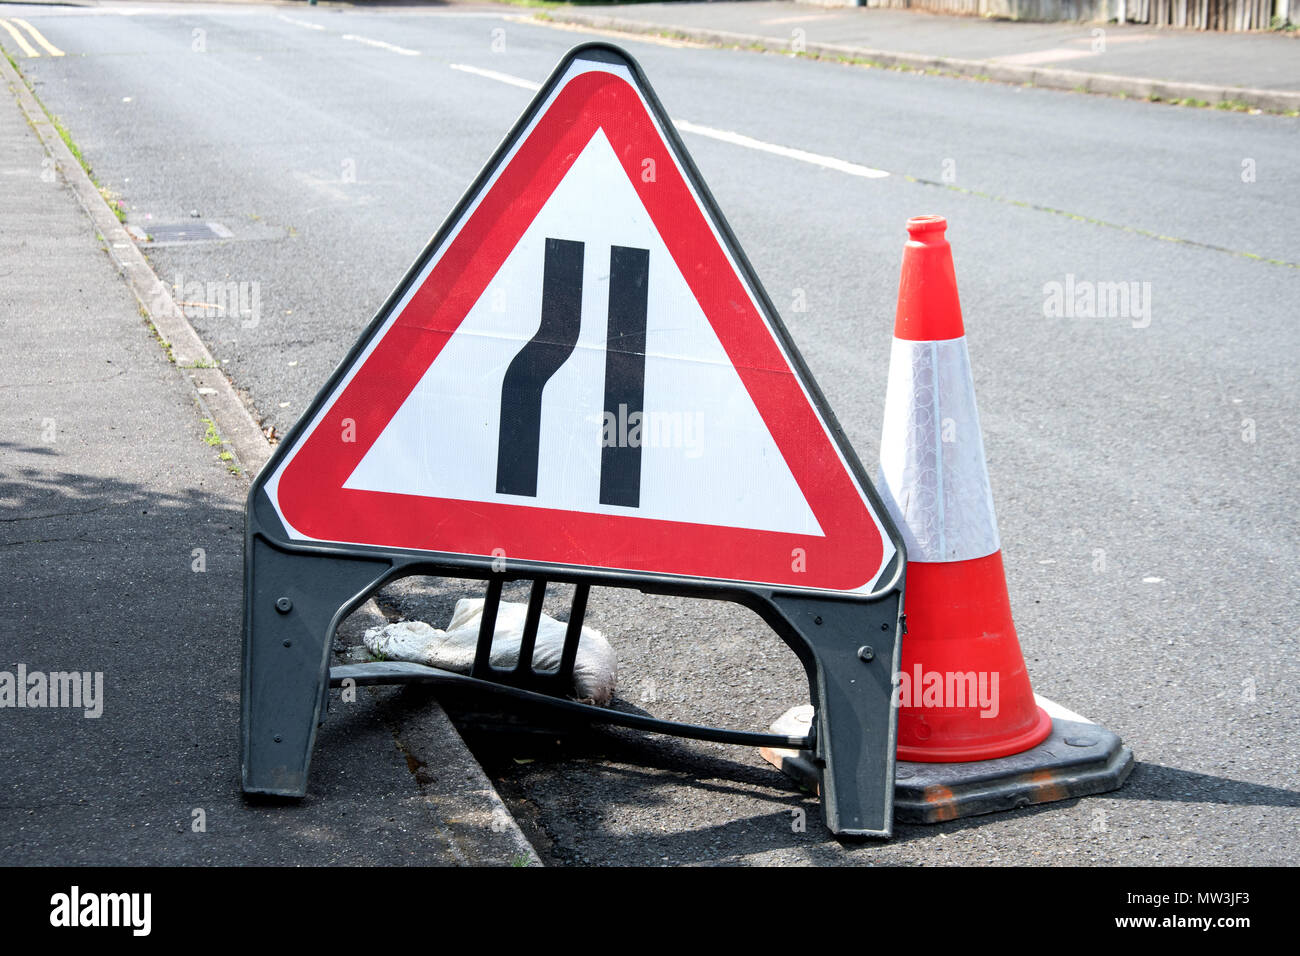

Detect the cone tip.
[
  {"left": 906, "top": 215, "right": 948, "bottom": 241},
  {"left": 894, "top": 214, "right": 965, "bottom": 341}
]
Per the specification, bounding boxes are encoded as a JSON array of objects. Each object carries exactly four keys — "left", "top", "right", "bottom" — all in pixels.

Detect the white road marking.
[
  {"left": 451, "top": 64, "right": 890, "bottom": 180},
  {"left": 341, "top": 34, "right": 420, "bottom": 56},
  {"left": 277, "top": 15, "right": 326, "bottom": 32},
  {"left": 674, "top": 119, "right": 889, "bottom": 179},
  {"left": 11, "top": 18, "right": 64, "bottom": 57},
  {"left": 450, "top": 62, "right": 541, "bottom": 91},
  {"left": 0, "top": 18, "right": 41, "bottom": 58}
]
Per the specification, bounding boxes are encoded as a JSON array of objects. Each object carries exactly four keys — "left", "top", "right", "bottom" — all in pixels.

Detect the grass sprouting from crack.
[
  {"left": 200, "top": 417, "right": 242, "bottom": 476},
  {"left": 4, "top": 52, "right": 131, "bottom": 219},
  {"left": 144, "top": 319, "right": 175, "bottom": 364}
]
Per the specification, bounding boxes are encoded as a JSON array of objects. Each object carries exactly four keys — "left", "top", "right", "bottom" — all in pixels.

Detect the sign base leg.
[
  {"left": 241, "top": 537, "right": 392, "bottom": 796},
  {"left": 764, "top": 591, "right": 903, "bottom": 838}
]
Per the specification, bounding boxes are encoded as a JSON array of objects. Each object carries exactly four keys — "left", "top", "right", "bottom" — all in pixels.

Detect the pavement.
[
  {"left": 0, "top": 2, "right": 1296, "bottom": 866},
  {"left": 0, "top": 47, "right": 539, "bottom": 865},
  {"left": 545, "top": 1, "right": 1300, "bottom": 111}
]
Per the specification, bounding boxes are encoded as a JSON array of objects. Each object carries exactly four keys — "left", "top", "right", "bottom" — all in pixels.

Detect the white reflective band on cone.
[{"left": 878, "top": 336, "right": 1000, "bottom": 563}]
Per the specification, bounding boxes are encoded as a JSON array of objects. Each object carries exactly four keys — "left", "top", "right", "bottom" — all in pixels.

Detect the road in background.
[{"left": 4, "top": 1, "right": 1296, "bottom": 864}]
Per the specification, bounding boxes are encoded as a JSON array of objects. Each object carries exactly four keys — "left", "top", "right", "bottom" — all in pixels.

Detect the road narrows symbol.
[
  {"left": 496, "top": 237, "right": 585, "bottom": 497},
  {"left": 600, "top": 244, "right": 649, "bottom": 508},
  {"left": 495, "top": 237, "right": 651, "bottom": 507}
]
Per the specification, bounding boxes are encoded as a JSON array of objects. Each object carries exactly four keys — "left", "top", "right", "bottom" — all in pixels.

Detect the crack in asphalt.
[{"left": 906, "top": 175, "right": 1300, "bottom": 269}]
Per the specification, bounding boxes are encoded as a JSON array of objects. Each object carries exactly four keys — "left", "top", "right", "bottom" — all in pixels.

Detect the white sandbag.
[{"left": 363, "top": 598, "right": 616, "bottom": 706}]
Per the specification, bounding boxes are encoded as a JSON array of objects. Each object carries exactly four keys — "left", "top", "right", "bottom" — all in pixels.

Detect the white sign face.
[
  {"left": 345, "top": 130, "right": 821, "bottom": 537},
  {"left": 262, "top": 48, "right": 896, "bottom": 595}
]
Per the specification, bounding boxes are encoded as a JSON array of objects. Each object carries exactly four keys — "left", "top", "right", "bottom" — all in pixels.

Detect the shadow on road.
[
  {"left": 1109, "top": 761, "right": 1300, "bottom": 809},
  {"left": 0, "top": 454, "right": 474, "bottom": 864},
  {"left": 453, "top": 697, "right": 1300, "bottom": 863}
]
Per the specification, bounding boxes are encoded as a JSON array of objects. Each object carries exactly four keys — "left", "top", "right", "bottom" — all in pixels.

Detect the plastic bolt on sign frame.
[{"left": 240, "top": 43, "right": 908, "bottom": 838}]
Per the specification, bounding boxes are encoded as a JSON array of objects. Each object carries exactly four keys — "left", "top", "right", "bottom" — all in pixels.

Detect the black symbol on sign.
[{"left": 496, "top": 237, "right": 649, "bottom": 508}]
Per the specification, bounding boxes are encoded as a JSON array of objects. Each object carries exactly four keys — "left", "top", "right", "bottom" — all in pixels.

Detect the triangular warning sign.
[{"left": 261, "top": 44, "right": 897, "bottom": 595}]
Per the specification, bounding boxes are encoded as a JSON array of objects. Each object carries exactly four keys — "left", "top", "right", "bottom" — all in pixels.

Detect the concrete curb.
[
  {"left": 540, "top": 11, "right": 1300, "bottom": 114},
  {"left": 1, "top": 50, "right": 542, "bottom": 865},
  {"left": 337, "top": 602, "right": 544, "bottom": 866},
  {"left": 0, "top": 51, "right": 272, "bottom": 477}
]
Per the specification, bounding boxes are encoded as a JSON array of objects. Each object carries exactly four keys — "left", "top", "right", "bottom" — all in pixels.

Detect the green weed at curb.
[
  {"left": 145, "top": 320, "right": 175, "bottom": 364},
  {"left": 201, "top": 417, "right": 243, "bottom": 476},
  {"left": 4, "top": 52, "right": 132, "bottom": 219}
]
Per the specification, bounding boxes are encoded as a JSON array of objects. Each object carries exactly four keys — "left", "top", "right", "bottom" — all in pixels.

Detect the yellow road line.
[
  {"left": 0, "top": 18, "right": 41, "bottom": 58},
  {"left": 12, "top": 19, "right": 65, "bottom": 58}
]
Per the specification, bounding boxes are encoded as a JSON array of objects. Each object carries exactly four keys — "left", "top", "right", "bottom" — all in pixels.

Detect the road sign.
[
  {"left": 261, "top": 45, "right": 895, "bottom": 596},
  {"left": 243, "top": 43, "right": 907, "bottom": 838}
]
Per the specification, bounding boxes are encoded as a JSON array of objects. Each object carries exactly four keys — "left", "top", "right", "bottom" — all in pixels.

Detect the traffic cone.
[
  {"left": 878, "top": 215, "right": 1052, "bottom": 762},
  {"left": 760, "top": 215, "right": 1133, "bottom": 826}
]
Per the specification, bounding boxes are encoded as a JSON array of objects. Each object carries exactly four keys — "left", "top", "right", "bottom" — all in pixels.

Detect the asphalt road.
[{"left": 6, "top": 1, "right": 1297, "bottom": 865}]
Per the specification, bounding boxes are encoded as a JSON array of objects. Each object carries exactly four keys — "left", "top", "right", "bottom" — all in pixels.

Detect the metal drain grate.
[{"left": 146, "top": 221, "right": 233, "bottom": 242}]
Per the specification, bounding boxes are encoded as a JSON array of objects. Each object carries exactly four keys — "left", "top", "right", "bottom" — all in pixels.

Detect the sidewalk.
[
  {"left": 543, "top": 1, "right": 1300, "bottom": 111},
  {"left": 0, "top": 57, "right": 535, "bottom": 865}
]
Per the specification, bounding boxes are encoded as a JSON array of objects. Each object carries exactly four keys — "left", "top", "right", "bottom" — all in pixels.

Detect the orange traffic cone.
[
  {"left": 878, "top": 215, "right": 1052, "bottom": 762},
  {"left": 760, "top": 216, "right": 1132, "bottom": 825}
]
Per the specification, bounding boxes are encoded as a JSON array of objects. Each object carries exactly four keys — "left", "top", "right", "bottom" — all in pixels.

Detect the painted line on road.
[
  {"left": 450, "top": 63, "right": 541, "bottom": 91},
  {"left": 0, "top": 18, "right": 41, "bottom": 58},
  {"left": 280, "top": 15, "right": 420, "bottom": 60},
  {"left": 673, "top": 119, "right": 888, "bottom": 179},
  {"left": 450, "top": 64, "right": 890, "bottom": 180},
  {"left": 10, "top": 19, "right": 64, "bottom": 57},
  {"left": 277, "top": 15, "right": 327, "bottom": 32},
  {"left": 342, "top": 34, "right": 420, "bottom": 56}
]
